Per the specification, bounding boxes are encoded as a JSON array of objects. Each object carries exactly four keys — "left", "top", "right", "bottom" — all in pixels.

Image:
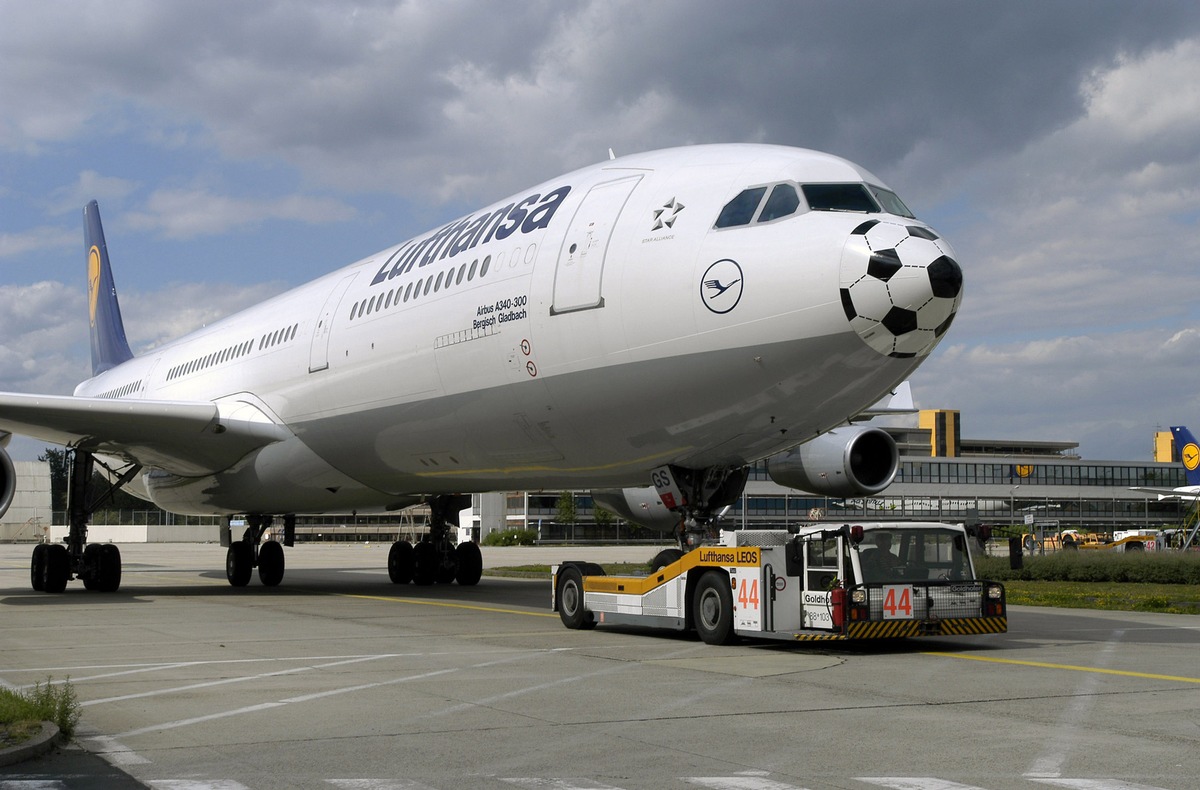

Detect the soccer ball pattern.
[{"left": 839, "top": 219, "right": 963, "bottom": 358}]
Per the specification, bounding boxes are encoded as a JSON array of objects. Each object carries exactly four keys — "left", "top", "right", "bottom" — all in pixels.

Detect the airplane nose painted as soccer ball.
[{"left": 837, "top": 219, "right": 964, "bottom": 359}]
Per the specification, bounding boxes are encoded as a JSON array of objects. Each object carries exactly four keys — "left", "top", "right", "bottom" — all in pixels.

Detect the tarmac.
[{"left": 2, "top": 542, "right": 1200, "bottom": 789}]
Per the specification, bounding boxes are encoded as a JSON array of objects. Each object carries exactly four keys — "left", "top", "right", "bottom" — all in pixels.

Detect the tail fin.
[
  {"left": 84, "top": 201, "right": 134, "bottom": 375},
  {"left": 1170, "top": 426, "right": 1200, "bottom": 487}
]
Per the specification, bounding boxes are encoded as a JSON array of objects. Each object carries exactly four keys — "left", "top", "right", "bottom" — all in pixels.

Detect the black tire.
[
  {"left": 258, "top": 540, "right": 285, "bottom": 587},
  {"left": 388, "top": 540, "right": 414, "bottom": 584},
  {"left": 557, "top": 566, "right": 595, "bottom": 630},
  {"left": 43, "top": 544, "right": 70, "bottom": 594},
  {"left": 94, "top": 544, "right": 122, "bottom": 593},
  {"left": 1125, "top": 541, "right": 1144, "bottom": 552},
  {"left": 30, "top": 543, "right": 47, "bottom": 592},
  {"left": 692, "top": 570, "right": 735, "bottom": 645},
  {"left": 82, "top": 544, "right": 101, "bottom": 590},
  {"left": 412, "top": 541, "right": 438, "bottom": 585},
  {"left": 455, "top": 542, "right": 483, "bottom": 586},
  {"left": 226, "top": 540, "right": 253, "bottom": 587},
  {"left": 649, "top": 548, "right": 684, "bottom": 573}
]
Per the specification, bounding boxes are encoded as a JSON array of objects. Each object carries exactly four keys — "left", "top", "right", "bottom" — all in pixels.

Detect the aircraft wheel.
[
  {"left": 43, "top": 544, "right": 70, "bottom": 594},
  {"left": 226, "top": 540, "right": 254, "bottom": 587},
  {"left": 82, "top": 544, "right": 102, "bottom": 590},
  {"left": 388, "top": 540, "right": 414, "bottom": 584},
  {"left": 258, "top": 540, "right": 285, "bottom": 587},
  {"left": 649, "top": 548, "right": 684, "bottom": 572},
  {"left": 30, "top": 544, "right": 49, "bottom": 592},
  {"left": 98, "top": 544, "right": 123, "bottom": 592},
  {"left": 412, "top": 541, "right": 438, "bottom": 586},
  {"left": 693, "top": 570, "right": 735, "bottom": 645},
  {"left": 455, "top": 542, "right": 482, "bottom": 586},
  {"left": 84, "top": 543, "right": 122, "bottom": 592},
  {"left": 557, "top": 566, "right": 595, "bottom": 630}
]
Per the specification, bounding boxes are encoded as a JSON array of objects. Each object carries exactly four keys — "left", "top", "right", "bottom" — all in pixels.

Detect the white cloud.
[
  {"left": 48, "top": 171, "right": 139, "bottom": 216},
  {"left": 124, "top": 190, "right": 357, "bottom": 239},
  {"left": 0, "top": 226, "right": 73, "bottom": 259}
]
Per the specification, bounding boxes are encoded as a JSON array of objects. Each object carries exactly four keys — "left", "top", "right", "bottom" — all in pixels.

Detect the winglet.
[
  {"left": 1171, "top": 426, "right": 1200, "bottom": 487},
  {"left": 84, "top": 201, "right": 134, "bottom": 375}
]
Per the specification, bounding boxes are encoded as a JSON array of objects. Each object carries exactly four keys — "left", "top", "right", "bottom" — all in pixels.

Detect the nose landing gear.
[{"left": 653, "top": 465, "right": 749, "bottom": 552}]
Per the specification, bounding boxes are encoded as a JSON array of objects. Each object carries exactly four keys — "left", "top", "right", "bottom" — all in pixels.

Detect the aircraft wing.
[
  {"left": 0, "top": 391, "right": 290, "bottom": 476},
  {"left": 1129, "top": 485, "right": 1200, "bottom": 501}
]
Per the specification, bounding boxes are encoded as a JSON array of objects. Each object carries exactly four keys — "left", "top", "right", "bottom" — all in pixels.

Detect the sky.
[{"left": 3, "top": 0, "right": 1200, "bottom": 463}]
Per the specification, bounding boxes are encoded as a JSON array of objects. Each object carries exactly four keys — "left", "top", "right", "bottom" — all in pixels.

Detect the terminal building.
[{"left": 472, "top": 410, "right": 1190, "bottom": 541}]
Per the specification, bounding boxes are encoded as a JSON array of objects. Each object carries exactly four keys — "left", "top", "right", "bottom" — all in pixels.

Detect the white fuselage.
[{"left": 75, "top": 145, "right": 952, "bottom": 515}]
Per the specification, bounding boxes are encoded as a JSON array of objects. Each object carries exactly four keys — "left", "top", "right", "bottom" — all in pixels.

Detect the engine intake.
[
  {"left": 0, "top": 446, "right": 16, "bottom": 519},
  {"left": 765, "top": 426, "right": 898, "bottom": 496}
]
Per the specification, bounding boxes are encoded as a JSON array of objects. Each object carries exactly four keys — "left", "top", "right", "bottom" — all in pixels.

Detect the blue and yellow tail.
[
  {"left": 1171, "top": 426, "right": 1200, "bottom": 487},
  {"left": 84, "top": 201, "right": 134, "bottom": 376}
]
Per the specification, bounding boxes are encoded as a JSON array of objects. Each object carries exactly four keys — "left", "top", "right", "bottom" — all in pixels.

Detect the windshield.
[
  {"left": 868, "top": 185, "right": 916, "bottom": 218},
  {"left": 856, "top": 528, "right": 972, "bottom": 584}
]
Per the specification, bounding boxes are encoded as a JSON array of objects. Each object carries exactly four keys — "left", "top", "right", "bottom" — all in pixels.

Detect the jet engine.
[
  {"left": 0, "top": 445, "right": 16, "bottom": 519},
  {"left": 591, "top": 487, "right": 681, "bottom": 534},
  {"left": 765, "top": 426, "right": 898, "bottom": 497}
]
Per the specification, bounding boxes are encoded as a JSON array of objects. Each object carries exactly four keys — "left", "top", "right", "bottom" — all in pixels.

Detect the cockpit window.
[
  {"left": 801, "top": 183, "right": 880, "bottom": 213},
  {"left": 868, "top": 185, "right": 915, "bottom": 219},
  {"left": 715, "top": 186, "right": 768, "bottom": 228},
  {"left": 758, "top": 183, "right": 801, "bottom": 223}
]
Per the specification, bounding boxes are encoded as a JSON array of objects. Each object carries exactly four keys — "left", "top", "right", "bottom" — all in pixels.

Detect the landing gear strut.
[
  {"left": 387, "top": 494, "right": 482, "bottom": 586},
  {"left": 658, "top": 465, "right": 749, "bottom": 552},
  {"left": 225, "top": 513, "right": 295, "bottom": 587},
  {"left": 29, "top": 448, "right": 140, "bottom": 593}
]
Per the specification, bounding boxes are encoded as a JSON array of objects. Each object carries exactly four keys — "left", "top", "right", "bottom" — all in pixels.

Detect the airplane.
[
  {"left": 0, "top": 143, "right": 963, "bottom": 594},
  {"left": 1131, "top": 425, "right": 1200, "bottom": 498}
]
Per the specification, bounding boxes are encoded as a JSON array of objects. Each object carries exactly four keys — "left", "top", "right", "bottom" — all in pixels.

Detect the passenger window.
[
  {"left": 715, "top": 186, "right": 767, "bottom": 228},
  {"left": 802, "top": 183, "right": 879, "bottom": 213},
  {"left": 758, "top": 184, "right": 801, "bottom": 223}
]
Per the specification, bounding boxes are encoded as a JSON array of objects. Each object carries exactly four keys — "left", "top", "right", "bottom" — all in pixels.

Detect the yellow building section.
[
  {"left": 919, "top": 409, "right": 960, "bottom": 458},
  {"left": 1155, "top": 430, "right": 1176, "bottom": 463},
  {"left": 581, "top": 547, "right": 760, "bottom": 596}
]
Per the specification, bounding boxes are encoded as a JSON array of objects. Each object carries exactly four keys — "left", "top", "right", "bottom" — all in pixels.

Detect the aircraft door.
[
  {"left": 308, "top": 273, "right": 357, "bottom": 373},
  {"left": 551, "top": 175, "right": 642, "bottom": 315}
]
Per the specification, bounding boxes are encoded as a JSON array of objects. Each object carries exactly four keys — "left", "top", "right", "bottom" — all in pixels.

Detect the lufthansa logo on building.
[{"left": 700, "top": 259, "right": 743, "bottom": 314}]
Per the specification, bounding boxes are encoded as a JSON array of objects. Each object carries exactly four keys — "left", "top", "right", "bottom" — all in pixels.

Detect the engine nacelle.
[
  {"left": 591, "top": 487, "right": 681, "bottom": 534},
  {"left": 765, "top": 426, "right": 898, "bottom": 497},
  {"left": 0, "top": 445, "right": 16, "bottom": 519}
]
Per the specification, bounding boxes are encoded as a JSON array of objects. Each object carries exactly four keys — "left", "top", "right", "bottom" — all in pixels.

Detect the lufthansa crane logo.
[
  {"left": 88, "top": 245, "right": 102, "bottom": 327},
  {"left": 1183, "top": 442, "right": 1200, "bottom": 471},
  {"left": 700, "top": 259, "right": 743, "bottom": 314}
]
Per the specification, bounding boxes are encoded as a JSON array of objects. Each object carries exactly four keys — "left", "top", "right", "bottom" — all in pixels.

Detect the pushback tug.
[{"left": 553, "top": 522, "right": 1007, "bottom": 644}]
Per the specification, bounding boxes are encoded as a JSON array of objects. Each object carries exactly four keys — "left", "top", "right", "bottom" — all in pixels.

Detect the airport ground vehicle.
[{"left": 553, "top": 522, "right": 1007, "bottom": 644}]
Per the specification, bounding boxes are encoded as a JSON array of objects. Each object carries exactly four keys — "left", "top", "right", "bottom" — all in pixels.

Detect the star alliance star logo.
[{"left": 652, "top": 197, "right": 685, "bottom": 231}]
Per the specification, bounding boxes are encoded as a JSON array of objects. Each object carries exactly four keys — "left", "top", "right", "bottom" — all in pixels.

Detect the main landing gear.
[
  {"left": 387, "top": 494, "right": 482, "bottom": 586},
  {"left": 29, "top": 448, "right": 140, "bottom": 594},
  {"left": 224, "top": 513, "right": 294, "bottom": 587}
]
